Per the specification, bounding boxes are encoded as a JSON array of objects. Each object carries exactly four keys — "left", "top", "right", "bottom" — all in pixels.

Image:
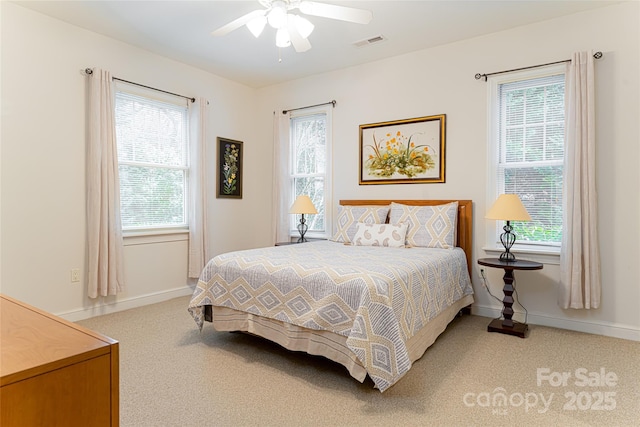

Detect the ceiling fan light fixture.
[
  {"left": 211, "top": 0, "right": 374, "bottom": 56},
  {"left": 275, "top": 28, "right": 291, "bottom": 47},
  {"left": 246, "top": 15, "right": 267, "bottom": 37},
  {"left": 267, "top": 1, "right": 288, "bottom": 29},
  {"left": 293, "top": 15, "right": 314, "bottom": 39}
]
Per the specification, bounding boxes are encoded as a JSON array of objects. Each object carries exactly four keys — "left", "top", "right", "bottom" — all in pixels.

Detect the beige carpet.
[{"left": 77, "top": 296, "right": 640, "bottom": 427}]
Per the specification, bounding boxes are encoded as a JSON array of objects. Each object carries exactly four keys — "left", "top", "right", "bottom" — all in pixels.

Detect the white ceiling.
[{"left": 15, "top": 0, "right": 619, "bottom": 88}]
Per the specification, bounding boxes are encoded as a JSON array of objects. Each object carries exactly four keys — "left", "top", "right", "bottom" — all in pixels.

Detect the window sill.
[
  {"left": 123, "top": 229, "right": 189, "bottom": 246},
  {"left": 481, "top": 246, "right": 560, "bottom": 265},
  {"left": 289, "top": 232, "right": 329, "bottom": 241}
]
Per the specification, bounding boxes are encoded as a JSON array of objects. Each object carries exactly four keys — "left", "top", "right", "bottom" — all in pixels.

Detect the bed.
[{"left": 188, "top": 199, "right": 474, "bottom": 392}]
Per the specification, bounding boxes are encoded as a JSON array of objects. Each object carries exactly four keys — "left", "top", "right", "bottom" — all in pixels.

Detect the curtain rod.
[
  {"left": 84, "top": 68, "right": 195, "bottom": 103},
  {"left": 282, "top": 100, "right": 336, "bottom": 114},
  {"left": 474, "top": 51, "right": 603, "bottom": 81}
]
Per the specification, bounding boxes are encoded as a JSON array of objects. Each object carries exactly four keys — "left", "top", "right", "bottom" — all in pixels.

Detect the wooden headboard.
[{"left": 340, "top": 200, "right": 473, "bottom": 276}]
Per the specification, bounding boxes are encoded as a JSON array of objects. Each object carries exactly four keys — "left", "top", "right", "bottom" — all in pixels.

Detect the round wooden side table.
[{"left": 477, "top": 257, "right": 543, "bottom": 338}]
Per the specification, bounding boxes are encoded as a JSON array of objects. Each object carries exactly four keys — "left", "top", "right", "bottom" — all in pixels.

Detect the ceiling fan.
[{"left": 211, "top": 0, "right": 373, "bottom": 53}]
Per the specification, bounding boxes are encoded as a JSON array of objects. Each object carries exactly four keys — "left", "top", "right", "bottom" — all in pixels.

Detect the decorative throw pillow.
[
  {"left": 352, "top": 222, "right": 408, "bottom": 248},
  {"left": 330, "top": 205, "right": 390, "bottom": 243},
  {"left": 389, "top": 202, "right": 458, "bottom": 248}
]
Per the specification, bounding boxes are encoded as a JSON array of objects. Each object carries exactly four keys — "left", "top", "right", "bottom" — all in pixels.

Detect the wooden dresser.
[{"left": 0, "top": 294, "right": 119, "bottom": 426}]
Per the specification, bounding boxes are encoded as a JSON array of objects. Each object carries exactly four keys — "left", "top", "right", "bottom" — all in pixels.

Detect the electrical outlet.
[{"left": 71, "top": 268, "right": 80, "bottom": 283}]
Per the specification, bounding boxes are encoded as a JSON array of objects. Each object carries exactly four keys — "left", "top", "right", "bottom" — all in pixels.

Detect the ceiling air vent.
[{"left": 353, "top": 35, "right": 386, "bottom": 48}]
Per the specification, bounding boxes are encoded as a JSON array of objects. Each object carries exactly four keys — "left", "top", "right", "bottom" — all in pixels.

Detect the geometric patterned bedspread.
[{"left": 188, "top": 240, "right": 473, "bottom": 392}]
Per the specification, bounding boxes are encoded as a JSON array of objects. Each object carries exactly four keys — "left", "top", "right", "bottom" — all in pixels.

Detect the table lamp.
[
  {"left": 486, "top": 194, "right": 531, "bottom": 262},
  {"left": 289, "top": 195, "right": 318, "bottom": 242}
]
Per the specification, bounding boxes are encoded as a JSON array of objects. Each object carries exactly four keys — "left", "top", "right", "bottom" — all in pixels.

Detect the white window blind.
[
  {"left": 115, "top": 91, "right": 189, "bottom": 230},
  {"left": 495, "top": 72, "right": 565, "bottom": 247},
  {"left": 290, "top": 110, "right": 330, "bottom": 236}
]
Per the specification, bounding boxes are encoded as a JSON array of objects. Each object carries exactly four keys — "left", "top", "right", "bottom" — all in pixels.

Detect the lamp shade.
[
  {"left": 293, "top": 15, "right": 314, "bottom": 38},
  {"left": 267, "top": 1, "right": 288, "bottom": 29},
  {"left": 275, "top": 28, "right": 291, "bottom": 48},
  {"left": 289, "top": 195, "right": 318, "bottom": 214},
  {"left": 246, "top": 15, "right": 267, "bottom": 38},
  {"left": 486, "top": 194, "right": 531, "bottom": 221}
]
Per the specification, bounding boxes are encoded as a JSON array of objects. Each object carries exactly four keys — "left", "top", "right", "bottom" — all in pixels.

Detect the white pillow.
[
  {"left": 352, "top": 222, "right": 407, "bottom": 248},
  {"left": 389, "top": 202, "right": 458, "bottom": 248},
  {"left": 330, "top": 205, "right": 390, "bottom": 243}
]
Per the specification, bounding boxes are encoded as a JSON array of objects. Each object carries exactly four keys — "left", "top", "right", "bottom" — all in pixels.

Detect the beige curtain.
[
  {"left": 272, "top": 110, "right": 291, "bottom": 243},
  {"left": 188, "top": 97, "right": 209, "bottom": 278},
  {"left": 87, "top": 68, "right": 124, "bottom": 298},
  {"left": 560, "top": 51, "right": 601, "bottom": 309}
]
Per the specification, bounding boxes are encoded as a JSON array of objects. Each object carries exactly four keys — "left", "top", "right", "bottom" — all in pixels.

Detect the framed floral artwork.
[
  {"left": 359, "top": 114, "right": 446, "bottom": 184},
  {"left": 216, "top": 137, "right": 243, "bottom": 198}
]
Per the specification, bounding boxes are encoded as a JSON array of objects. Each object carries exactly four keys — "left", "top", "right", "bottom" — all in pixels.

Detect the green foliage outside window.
[
  {"left": 500, "top": 76, "right": 565, "bottom": 245},
  {"left": 292, "top": 113, "right": 327, "bottom": 233}
]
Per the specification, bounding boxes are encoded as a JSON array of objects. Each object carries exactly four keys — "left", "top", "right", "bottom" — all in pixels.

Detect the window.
[
  {"left": 488, "top": 65, "right": 565, "bottom": 253},
  {"left": 114, "top": 86, "right": 189, "bottom": 232},
  {"left": 289, "top": 106, "right": 332, "bottom": 238}
]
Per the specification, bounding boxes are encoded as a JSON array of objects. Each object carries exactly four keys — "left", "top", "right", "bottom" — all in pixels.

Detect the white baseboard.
[
  {"left": 472, "top": 304, "right": 640, "bottom": 342},
  {"left": 57, "top": 286, "right": 194, "bottom": 322},
  {"left": 56, "top": 292, "right": 640, "bottom": 341}
]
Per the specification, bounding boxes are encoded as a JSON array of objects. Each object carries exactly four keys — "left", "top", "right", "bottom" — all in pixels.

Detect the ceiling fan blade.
[
  {"left": 287, "top": 22, "right": 312, "bottom": 53},
  {"left": 211, "top": 9, "right": 267, "bottom": 37},
  {"left": 299, "top": 1, "right": 372, "bottom": 24}
]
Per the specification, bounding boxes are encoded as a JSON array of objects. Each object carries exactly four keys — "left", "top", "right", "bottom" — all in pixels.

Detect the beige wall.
[
  {"left": 2, "top": 2, "right": 638, "bottom": 340},
  {"left": 0, "top": 3, "right": 271, "bottom": 319},
  {"left": 256, "top": 1, "right": 640, "bottom": 340}
]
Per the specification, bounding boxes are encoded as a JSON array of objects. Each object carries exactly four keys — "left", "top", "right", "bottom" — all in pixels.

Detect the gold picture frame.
[
  {"left": 359, "top": 114, "right": 446, "bottom": 185},
  {"left": 216, "top": 137, "right": 243, "bottom": 199}
]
